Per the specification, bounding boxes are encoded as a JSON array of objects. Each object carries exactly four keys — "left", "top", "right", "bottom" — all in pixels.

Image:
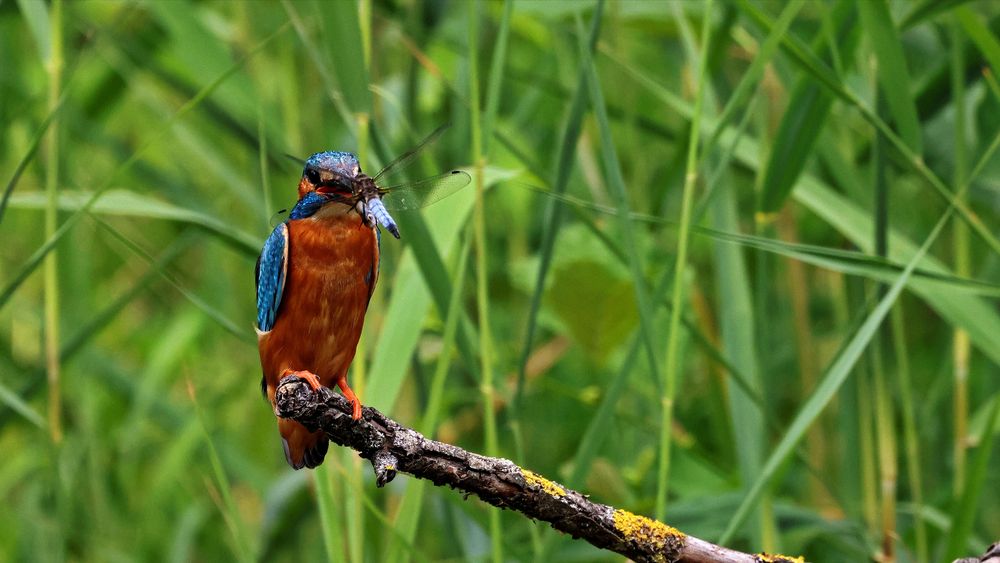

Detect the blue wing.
[{"left": 255, "top": 223, "right": 289, "bottom": 332}]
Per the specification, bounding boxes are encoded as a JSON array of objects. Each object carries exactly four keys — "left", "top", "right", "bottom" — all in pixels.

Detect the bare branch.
[{"left": 275, "top": 376, "right": 802, "bottom": 563}]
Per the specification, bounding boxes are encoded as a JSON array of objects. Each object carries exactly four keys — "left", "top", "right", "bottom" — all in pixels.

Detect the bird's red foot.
[
  {"left": 280, "top": 368, "right": 322, "bottom": 392},
  {"left": 336, "top": 378, "right": 363, "bottom": 420}
]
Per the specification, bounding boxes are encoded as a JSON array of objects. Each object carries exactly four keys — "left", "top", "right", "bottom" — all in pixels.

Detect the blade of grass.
[
  {"left": 605, "top": 48, "right": 1000, "bottom": 365},
  {"left": 477, "top": 1, "right": 537, "bottom": 553},
  {"left": 0, "top": 381, "right": 46, "bottom": 429},
  {"left": 718, "top": 204, "right": 955, "bottom": 545},
  {"left": 943, "top": 394, "right": 1000, "bottom": 560},
  {"left": 652, "top": 0, "right": 712, "bottom": 521},
  {"left": 752, "top": 0, "right": 857, "bottom": 214},
  {"left": 853, "top": 309, "right": 878, "bottom": 533},
  {"left": 362, "top": 166, "right": 504, "bottom": 413},
  {"left": 42, "top": 0, "right": 64, "bottom": 444},
  {"left": 321, "top": 0, "right": 370, "bottom": 114},
  {"left": 870, "top": 84, "right": 898, "bottom": 560},
  {"left": 467, "top": 3, "right": 502, "bottom": 560},
  {"left": 15, "top": 0, "right": 50, "bottom": 62},
  {"left": 739, "top": 0, "right": 1000, "bottom": 259},
  {"left": 281, "top": 0, "right": 354, "bottom": 134},
  {"left": 890, "top": 305, "right": 927, "bottom": 563},
  {"left": 515, "top": 0, "right": 603, "bottom": 415},
  {"left": 950, "top": 16, "right": 972, "bottom": 498},
  {"left": 314, "top": 464, "right": 345, "bottom": 563},
  {"left": 523, "top": 180, "right": 1000, "bottom": 291},
  {"left": 93, "top": 219, "right": 251, "bottom": 342},
  {"left": 0, "top": 90, "right": 68, "bottom": 224},
  {"left": 187, "top": 378, "right": 255, "bottom": 563},
  {"left": 711, "top": 166, "right": 768, "bottom": 543},
  {"left": 702, "top": 0, "right": 804, "bottom": 155},
  {"left": 900, "top": 0, "right": 974, "bottom": 29},
  {"left": 674, "top": 0, "right": 776, "bottom": 547},
  {"left": 7, "top": 190, "right": 259, "bottom": 256},
  {"left": 482, "top": 0, "right": 512, "bottom": 156},
  {"left": 386, "top": 235, "right": 470, "bottom": 563},
  {"left": 579, "top": 0, "right": 668, "bottom": 483},
  {"left": 955, "top": 6, "right": 1000, "bottom": 74},
  {"left": 362, "top": 135, "right": 524, "bottom": 419},
  {"left": 859, "top": 0, "right": 922, "bottom": 155},
  {"left": 0, "top": 21, "right": 290, "bottom": 311}
]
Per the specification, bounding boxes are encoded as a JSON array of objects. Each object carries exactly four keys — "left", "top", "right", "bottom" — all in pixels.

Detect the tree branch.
[{"left": 275, "top": 375, "right": 801, "bottom": 563}]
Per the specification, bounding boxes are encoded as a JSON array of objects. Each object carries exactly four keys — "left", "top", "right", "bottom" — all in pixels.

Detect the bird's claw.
[{"left": 280, "top": 369, "right": 323, "bottom": 392}]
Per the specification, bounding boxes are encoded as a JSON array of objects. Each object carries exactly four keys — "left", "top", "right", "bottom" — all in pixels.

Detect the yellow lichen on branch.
[
  {"left": 755, "top": 553, "right": 805, "bottom": 563},
  {"left": 613, "top": 509, "right": 685, "bottom": 551},
  {"left": 522, "top": 469, "right": 566, "bottom": 497}
]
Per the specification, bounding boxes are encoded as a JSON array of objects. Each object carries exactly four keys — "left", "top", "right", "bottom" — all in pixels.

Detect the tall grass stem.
[
  {"left": 468, "top": 2, "right": 503, "bottom": 561},
  {"left": 949, "top": 16, "right": 970, "bottom": 497},
  {"left": 43, "top": 0, "right": 64, "bottom": 445},
  {"left": 655, "top": 0, "right": 713, "bottom": 521}
]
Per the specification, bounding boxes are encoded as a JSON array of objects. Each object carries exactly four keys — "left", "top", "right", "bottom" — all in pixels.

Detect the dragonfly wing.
[
  {"left": 382, "top": 170, "right": 472, "bottom": 211},
  {"left": 372, "top": 123, "right": 451, "bottom": 183}
]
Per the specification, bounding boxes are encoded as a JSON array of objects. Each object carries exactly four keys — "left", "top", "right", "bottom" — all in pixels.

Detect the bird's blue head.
[
  {"left": 297, "top": 151, "right": 361, "bottom": 199},
  {"left": 288, "top": 151, "right": 363, "bottom": 220}
]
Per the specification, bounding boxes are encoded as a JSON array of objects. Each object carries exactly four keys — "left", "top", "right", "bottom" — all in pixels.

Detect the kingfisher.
[
  {"left": 255, "top": 150, "right": 381, "bottom": 470},
  {"left": 255, "top": 125, "right": 470, "bottom": 469}
]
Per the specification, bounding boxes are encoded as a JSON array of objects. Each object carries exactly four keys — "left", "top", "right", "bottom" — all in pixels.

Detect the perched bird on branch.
[
  {"left": 255, "top": 150, "right": 380, "bottom": 469},
  {"left": 253, "top": 125, "right": 470, "bottom": 470}
]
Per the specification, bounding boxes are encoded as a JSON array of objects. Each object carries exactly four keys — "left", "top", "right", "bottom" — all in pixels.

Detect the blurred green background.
[{"left": 2, "top": 0, "right": 999, "bottom": 561}]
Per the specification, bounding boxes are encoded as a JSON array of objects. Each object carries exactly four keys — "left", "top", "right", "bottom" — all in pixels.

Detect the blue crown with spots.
[{"left": 305, "top": 151, "right": 361, "bottom": 177}]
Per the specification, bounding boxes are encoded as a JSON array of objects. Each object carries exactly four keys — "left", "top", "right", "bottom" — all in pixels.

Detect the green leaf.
[
  {"left": 317, "top": 0, "right": 370, "bottom": 112},
  {"left": 546, "top": 259, "right": 638, "bottom": 364},
  {"left": 944, "top": 394, "right": 1000, "bottom": 560},
  {"left": 516, "top": 0, "right": 604, "bottom": 412},
  {"left": 581, "top": 2, "right": 661, "bottom": 411},
  {"left": 711, "top": 180, "right": 764, "bottom": 505},
  {"left": 754, "top": 1, "right": 858, "bottom": 214},
  {"left": 610, "top": 49, "right": 1000, "bottom": 365},
  {"left": 859, "top": 0, "right": 923, "bottom": 154},
  {"left": 705, "top": 0, "right": 805, "bottom": 151},
  {"left": 146, "top": 0, "right": 260, "bottom": 131},
  {"left": 15, "top": 0, "right": 50, "bottom": 63},
  {"left": 0, "top": 381, "right": 46, "bottom": 429},
  {"left": 901, "top": 0, "right": 974, "bottom": 29},
  {"left": 364, "top": 177, "right": 480, "bottom": 413},
  {"left": 955, "top": 5, "right": 1000, "bottom": 75},
  {"left": 7, "top": 190, "right": 259, "bottom": 256},
  {"left": 794, "top": 178, "right": 1000, "bottom": 366},
  {"left": 719, "top": 206, "right": 954, "bottom": 544}
]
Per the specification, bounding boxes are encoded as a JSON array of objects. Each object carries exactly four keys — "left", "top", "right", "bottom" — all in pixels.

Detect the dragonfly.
[{"left": 277, "top": 124, "right": 472, "bottom": 238}]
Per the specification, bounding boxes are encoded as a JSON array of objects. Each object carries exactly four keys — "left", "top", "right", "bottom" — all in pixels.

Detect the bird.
[{"left": 255, "top": 150, "right": 380, "bottom": 470}]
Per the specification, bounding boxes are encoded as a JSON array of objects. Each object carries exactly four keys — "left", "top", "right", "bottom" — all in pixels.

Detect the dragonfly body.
[{"left": 255, "top": 127, "right": 470, "bottom": 469}]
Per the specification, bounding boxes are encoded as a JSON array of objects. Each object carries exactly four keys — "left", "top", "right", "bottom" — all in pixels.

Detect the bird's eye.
[{"left": 305, "top": 168, "right": 320, "bottom": 184}]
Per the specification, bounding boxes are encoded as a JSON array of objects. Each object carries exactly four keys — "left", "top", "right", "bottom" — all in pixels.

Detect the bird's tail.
[{"left": 278, "top": 418, "right": 329, "bottom": 469}]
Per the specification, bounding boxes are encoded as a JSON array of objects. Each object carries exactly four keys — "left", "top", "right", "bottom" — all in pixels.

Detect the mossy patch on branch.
[
  {"left": 612, "top": 509, "right": 685, "bottom": 552},
  {"left": 755, "top": 553, "right": 805, "bottom": 563},
  {"left": 522, "top": 469, "right": 566, "bottom": 497}
]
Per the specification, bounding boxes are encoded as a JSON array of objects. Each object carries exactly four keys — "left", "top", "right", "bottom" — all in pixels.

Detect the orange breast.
[{"left": 258, "top": 206, "right": 379, "bottom": 402}]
